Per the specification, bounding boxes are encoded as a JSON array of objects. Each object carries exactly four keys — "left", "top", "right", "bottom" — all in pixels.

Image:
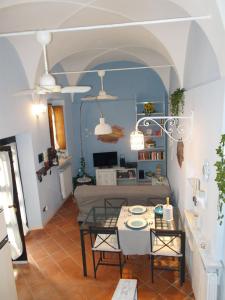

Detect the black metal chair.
[
  {"left": 104, "top": 197, "right": 128, "bottom": 209},
  {"left": 89, "top": 226, "right": 124, "bottom": 278},
  {"left": 150, "top": 229, "right": 185, "bottom": 286},
  {"left": 146, "top": 197, "right": 166, "bottom": 206}
]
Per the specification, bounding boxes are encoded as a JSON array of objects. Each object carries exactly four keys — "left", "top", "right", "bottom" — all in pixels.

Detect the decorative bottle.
[{"left": 163, "top": 197, "right": 173, "bottom": 221}]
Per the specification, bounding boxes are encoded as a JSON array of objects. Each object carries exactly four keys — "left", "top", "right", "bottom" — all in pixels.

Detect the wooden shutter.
[
  {"left": 47, "top": 104, "right": 55, "bottom": 148},
  {"left": 52, "top": 106, "right": 66, "bottom": 149}
]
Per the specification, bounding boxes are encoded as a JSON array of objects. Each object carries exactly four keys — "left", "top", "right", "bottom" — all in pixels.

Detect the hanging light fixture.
[
  {"left": 130, "top": 130, "right": 144, "bottom": 150},
  {"left": 94, "top": 113, "right": 112, "bottom": 135},
  {"left": 130, "top": 114, "right": 193, "bottom": 149}
]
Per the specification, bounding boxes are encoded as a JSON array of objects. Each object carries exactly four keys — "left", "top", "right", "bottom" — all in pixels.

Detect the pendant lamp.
[{"left": 94, "top": 114, "right": 112, "bottom": 135}]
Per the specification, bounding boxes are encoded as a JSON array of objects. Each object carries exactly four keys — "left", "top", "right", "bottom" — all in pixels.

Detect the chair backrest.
[
  {"left": 150, "top": 229, "right": 185, "bottom": 256},
  {"left": 89, "top": 226, "right": 121, "bottom": 251},
  {"left": 104, "top": 197, "right": 128, "bottom": 208},
  {"left": 146, "top": 197, "right": 166, "bottom": 206}
]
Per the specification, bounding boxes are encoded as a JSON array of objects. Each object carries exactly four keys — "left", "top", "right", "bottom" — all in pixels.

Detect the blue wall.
[{"left": 73, "top": 61, "right": 167, "bottom": 176}]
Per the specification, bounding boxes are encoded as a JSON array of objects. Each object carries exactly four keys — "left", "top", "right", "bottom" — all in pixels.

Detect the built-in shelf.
[
  {"left": 142, "top": 147, "right": 164, "bottom": 151},
  {"left": 135, "top": 98, "right": 167, "bottom": 177},
  {"left": 144, "top": 135, "right": 164, "bottom": 138},
  {"left": 184, "top": 210, "right": 222, "bottom": 273},
  {"left": 136, "top": 101, "right": 164, "bottom": 105},
  {"left": 137, "top": 112, "right": 164, "bottom": 116},
  {"left": 138, "top": 159, "right": 165, "bottom": 162},
  {"left": 138, "top": 123, "right": 164, "bottom": 127}
]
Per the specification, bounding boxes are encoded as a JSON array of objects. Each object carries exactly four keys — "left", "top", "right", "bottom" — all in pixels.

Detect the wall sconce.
[
  {"left": 130, "top": 113, "right": 193, "bottom": 150},
  {"left": 32, "top": 95, "right": 47, "bottom": 117}
]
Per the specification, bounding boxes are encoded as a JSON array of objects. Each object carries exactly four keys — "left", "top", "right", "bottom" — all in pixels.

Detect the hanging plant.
[
  {"left": 170, "top": 88, "right": 185, "bottom": 116},
  {"left": 215, "top": 134, "right": 225, "bottom": 225}
]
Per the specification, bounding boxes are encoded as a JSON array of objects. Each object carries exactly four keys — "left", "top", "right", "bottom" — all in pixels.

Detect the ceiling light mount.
[
  {"left": 36, "top": 31, "right": 52, "bottom": 46},
  {"left": 82, "top": 71, "right": 117, "bottom": 101}
]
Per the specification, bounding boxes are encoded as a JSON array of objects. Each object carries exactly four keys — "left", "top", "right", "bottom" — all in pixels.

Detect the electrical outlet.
[{"left": 38, "top": 153, "right": 44, "bottom": 163}]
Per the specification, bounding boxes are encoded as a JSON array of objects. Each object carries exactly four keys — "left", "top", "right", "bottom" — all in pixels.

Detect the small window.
[{"left": 48, "top": 104, "right": 66, "bottom": 150}]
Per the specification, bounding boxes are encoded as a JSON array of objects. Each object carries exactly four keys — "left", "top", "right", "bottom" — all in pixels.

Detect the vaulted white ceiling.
[{"left": 0, "top": 0, "right": 224, "bottom": 88}]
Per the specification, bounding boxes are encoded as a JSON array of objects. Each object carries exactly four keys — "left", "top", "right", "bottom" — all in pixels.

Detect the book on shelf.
[{"left": 138, "top": 151, "right": 164, "bottom": 161}]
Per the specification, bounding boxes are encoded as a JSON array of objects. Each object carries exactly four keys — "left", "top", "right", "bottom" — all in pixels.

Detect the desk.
[{"left": 80, "top": 205, "right": 184, "bottom": 276}]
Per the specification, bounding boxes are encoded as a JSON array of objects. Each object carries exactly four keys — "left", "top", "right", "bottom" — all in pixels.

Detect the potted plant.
[
  {"left": 144, "top": 102, "right": 155, "bottom": 115},
  {"left": 215, "top": 134, "right": 225, "bottom": 225},
  {"left": 170, "top": 88, "right": 185, "bottom": 116}
]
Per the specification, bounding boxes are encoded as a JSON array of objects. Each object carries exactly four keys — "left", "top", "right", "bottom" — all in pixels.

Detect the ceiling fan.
[
  {"left": 19, "top": 31, "right": 91, "bottom": 95},
  {"left": 81, "top": 70, "right": 118, "bottom": 101}
]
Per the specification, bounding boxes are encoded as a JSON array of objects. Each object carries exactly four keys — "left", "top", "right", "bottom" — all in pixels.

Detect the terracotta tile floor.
[{"left": 14, "top": 196, "right": 195, "bottom": 300}]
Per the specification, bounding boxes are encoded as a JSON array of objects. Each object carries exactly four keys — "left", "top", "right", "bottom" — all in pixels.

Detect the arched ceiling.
[{"left": 0, "top": 0, "right": 224, "bottom": 88}]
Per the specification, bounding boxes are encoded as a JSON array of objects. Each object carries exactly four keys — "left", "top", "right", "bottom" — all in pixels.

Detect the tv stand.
[{"left": 95, "top": 167, "right": 137, "bottom": 186}]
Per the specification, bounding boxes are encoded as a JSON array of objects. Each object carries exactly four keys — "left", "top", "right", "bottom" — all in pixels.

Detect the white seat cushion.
[
  {"left": 151, "top": 236, "right": 182, "bottom": 257},
  {"left": 93, "top": 234, "right": 121, "bottom": 252}
]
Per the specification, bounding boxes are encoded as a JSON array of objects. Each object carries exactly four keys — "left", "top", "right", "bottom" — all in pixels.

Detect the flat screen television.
[{"left": 93, "top": 151, "right": 118, "bottom": 168}]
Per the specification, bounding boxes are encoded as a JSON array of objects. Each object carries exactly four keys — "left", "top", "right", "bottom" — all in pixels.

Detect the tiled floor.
[{"left": 14, "top": 196, "right": 195, "bottom": 300}]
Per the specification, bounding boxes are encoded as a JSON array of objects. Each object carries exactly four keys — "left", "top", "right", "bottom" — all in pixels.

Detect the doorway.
[{"left": 0, "top": 136, "right": 27, "bottom": 262}]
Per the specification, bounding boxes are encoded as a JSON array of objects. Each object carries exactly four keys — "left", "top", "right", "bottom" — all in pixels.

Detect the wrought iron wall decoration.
[{"left": 130, "top": 112, "right": 193, "bottom": 151}]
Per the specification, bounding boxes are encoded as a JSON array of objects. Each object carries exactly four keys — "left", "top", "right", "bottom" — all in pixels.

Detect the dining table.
[{"left": 79, "top": 204, "right": 184, "bottom": 276}]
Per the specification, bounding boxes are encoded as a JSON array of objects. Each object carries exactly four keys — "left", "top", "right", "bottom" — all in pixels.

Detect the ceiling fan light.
[
  {"left": 95, "top": 117, "right": 112, "bottom": 135},
  {"left": 40, "top": 73, "right": 56, "bottom": 87}
]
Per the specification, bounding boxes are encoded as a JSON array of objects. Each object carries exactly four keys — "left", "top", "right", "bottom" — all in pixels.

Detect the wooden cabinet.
[
  {"left": 96, "top": 168, "right": 117, "bottom": 185},
  {"left": 96, "top": 167, "right": 137, "bottom": 186}
]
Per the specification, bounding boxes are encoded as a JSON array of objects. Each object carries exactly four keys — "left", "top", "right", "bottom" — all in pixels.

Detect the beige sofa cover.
[{"left": 74, "top": 184, "right": 172, "bottom": 222}]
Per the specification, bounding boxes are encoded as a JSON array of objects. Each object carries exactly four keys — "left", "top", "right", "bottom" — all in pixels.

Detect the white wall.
[
  {"left": 167, "top": 78, "right": 225, "bottom": 297},
  {"left": 184, "top": 22, "right": 220, "bottom": 89},
  {"left": 216, "top": 86, "right": 225, "bottom": 300},
  {"left": 0, "top": 38, "right": 63, "bottom": 229}
]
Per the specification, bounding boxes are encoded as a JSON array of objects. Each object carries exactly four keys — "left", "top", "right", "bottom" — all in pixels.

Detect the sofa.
[{"left": 74, "top": 184, "right": 172, "bottom": 222}]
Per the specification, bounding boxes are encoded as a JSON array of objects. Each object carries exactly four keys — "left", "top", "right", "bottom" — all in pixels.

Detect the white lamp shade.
[
  {"left": 130, "top": 130, "right": 144, "bottom": 150},
  {"left": 95, "top": 117, "right": 112, "bottom": 135}
]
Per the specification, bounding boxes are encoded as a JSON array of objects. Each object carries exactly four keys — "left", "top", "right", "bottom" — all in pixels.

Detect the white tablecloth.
[{"left": 117, "top": 206, "right": 155, "bottom": 255}]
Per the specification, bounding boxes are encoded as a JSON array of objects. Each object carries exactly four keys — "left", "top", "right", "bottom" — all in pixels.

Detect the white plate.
[
  {"left": 126, "top": 218, "right": 148, "bottom": 230},
  {"left": 128, "top": 205, "right": 147, "bottom": 215}
]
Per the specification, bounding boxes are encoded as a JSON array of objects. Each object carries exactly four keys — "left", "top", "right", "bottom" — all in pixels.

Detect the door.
[
  {"left": 0, "top": 146, "right": 27, "bottom": 261},
  {"left": 0, "top": 209, "right": 18, "bottom": 300}
]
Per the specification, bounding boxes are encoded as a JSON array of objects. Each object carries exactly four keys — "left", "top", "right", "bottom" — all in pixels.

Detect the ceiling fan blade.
[
  {"left": 81, "top": 96, "right": 97, "bottom": 101},
  {"left": 61, "top": 86, "right": 91, "bottom": 94},
  {"left": 15, "top": 87, "right": 48, "bottom": 96},
  {"left": 102, "top": 95, "right": 118, "bottom": 100},
  {"left": 97, "top": 94, "right": 118, "bottom": 100},
  {"left": 14, "top": 89, "right": 34, "bottom": 96}
]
